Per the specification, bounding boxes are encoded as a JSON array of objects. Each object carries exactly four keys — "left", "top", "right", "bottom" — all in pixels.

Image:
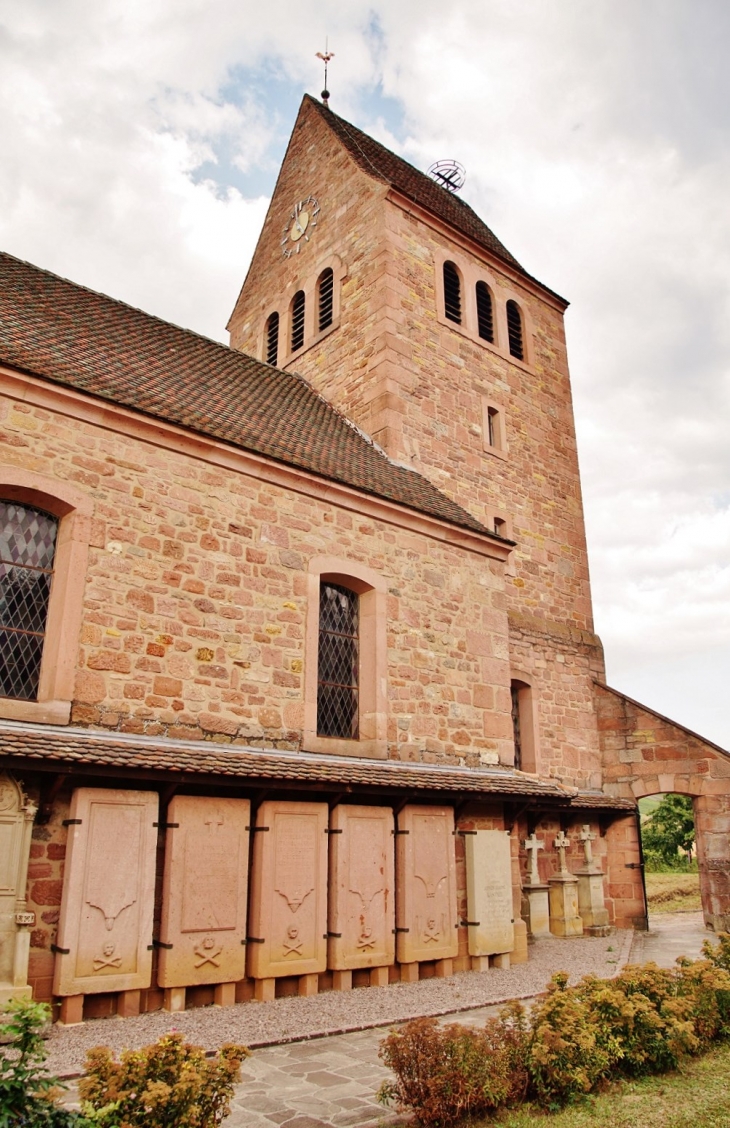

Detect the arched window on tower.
[
  {"left": 265, "top": 311, "right": 279, "bottom": 366},
  {"left": 506, "top": 299, "right": 524, "bottom": 360},
  {"left": 290, "top": 290, "right": 306, "bottom": 352},
  {"left": 476, "top": 281, "right": 494, "bottom": 343},
  {"left": 443, "top": 261, "right": 462, "bottom": 324},
  {"left": 317, "top": 268, "right": 334, "bottom": 332},
  {"left": 0, "top": 500, "right": 58, "bottom": 702},
  {"left": 317, "top": 581, "right": 359, "bottom": 739}
]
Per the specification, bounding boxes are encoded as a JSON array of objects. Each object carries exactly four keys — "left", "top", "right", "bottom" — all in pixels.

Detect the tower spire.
[{"left": 316, "top": 40, "right": 334, "bottom": 107}]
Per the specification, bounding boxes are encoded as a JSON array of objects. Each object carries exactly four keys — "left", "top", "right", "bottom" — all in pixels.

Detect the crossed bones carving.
[
  {"left": 194, "top": 936, "right": 222, "bottom": 968},
  {"left": 93, "top": 942, "right": 122, "bottom": 971},
  {"left": 283, "top": 924, "right": 303, "bottom": 956}
]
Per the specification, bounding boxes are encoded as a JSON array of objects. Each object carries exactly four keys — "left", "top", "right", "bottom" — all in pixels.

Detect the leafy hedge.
[
  {"left": 379, "top": 935, "right": 730, "bottom": 1125},
  {"left": 0, "top": 1000, "right": 247, "bottom": 1128}
]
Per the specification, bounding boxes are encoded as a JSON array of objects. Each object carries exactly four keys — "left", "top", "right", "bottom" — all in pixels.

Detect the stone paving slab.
[{"left": 629, "top": 909, "right": 712, "bottom": 968}]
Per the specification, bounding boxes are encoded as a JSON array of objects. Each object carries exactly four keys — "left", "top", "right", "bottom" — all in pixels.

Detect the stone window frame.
[
  {"left": 261, "top": 254, "right": 346, "bottom": 369},
  {"left": 433, "top": 249, "right": 535, "bottom": 369},
  {"left": 510, "top": 671, "right": 540, "bottom": 773},
  {"left": 0, "top": 467, "right": 93, "bottom": 726},
  {"left": 481, "top": 397, "right": 508, "bottom": 461},
  {"left": 303, "top": 555, "right": 387, "bottom": 760}
]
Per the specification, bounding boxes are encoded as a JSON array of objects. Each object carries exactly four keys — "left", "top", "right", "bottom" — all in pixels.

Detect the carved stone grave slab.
[
  {"left": 53, "top": 789, "right": 158, "bottom": 996},
  {"left": 395, "top": 805, "right": 458, "bottom": 964},
  {"left": 328, "top": 804, "right": 394, "bottom": 971},
  {"left": 247, "top": 801, "right": 327, "bottom": 980},
  {"left": 0, "top": 774, "right": 37, "bottom": 1004},
  {"left": 158, "top": 796, "right": 250, "bottom": 988},
  {"left": 464, "top": 829, "right": 515, "bottom": 956}
]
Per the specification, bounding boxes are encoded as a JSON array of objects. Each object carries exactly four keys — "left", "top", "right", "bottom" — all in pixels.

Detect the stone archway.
[{"left": 596, "top": 683, "right": 730, "bottom": 932}]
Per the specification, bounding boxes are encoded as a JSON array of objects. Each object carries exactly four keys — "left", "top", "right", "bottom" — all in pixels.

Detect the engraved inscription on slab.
[
  {"left": 464, "top": 829, "right": 515, "bottom": 956},
  {"left": 328, "top": 805, "right": 394, "bottom": 971},
  {"left": 247, "top": 801, "right": 328, "bottom": 979},
  {"left": 53, "top": 789, "right": 158, "bottom": 997},
  {"left": 395, "top": 805, "right": 458, "bottom": 964},
  {"left": 158, "top": 796, "right": 250, "bottom": 988}
]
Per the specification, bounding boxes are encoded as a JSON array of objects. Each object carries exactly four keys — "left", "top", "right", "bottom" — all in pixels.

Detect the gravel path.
[{"left": 47, "top": 929, "right": 633, "bottom": 1078}]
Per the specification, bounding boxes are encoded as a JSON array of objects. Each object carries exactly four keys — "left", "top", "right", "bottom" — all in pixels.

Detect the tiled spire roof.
[
  {"left": 0, "top": 251, "right": 498, "bottom": 539},
  {"left": 305, "top": 95, "right": 564, "bottom": 302}
]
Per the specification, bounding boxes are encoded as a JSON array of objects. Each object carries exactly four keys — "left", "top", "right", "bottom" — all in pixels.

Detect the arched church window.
[
  {"left": 506, "top": 299, "right": 524, "bottom": 360},
  {"left": 265, "top": 311, "right": 279, "bottom": 366},
  {"left": 476, "top": 281, "right": 494, "bottom": 343},
  {"left": 0, "top": 501, "right": 58, "bottom": 702},
  {"left": 443, "top": 261, "right": 462, "bottom": 324},
  {"left": 317, "top": 581, "right": 359, "bottom": 739},
  {"left": 291, "top": 290, "right": 306, "bottom": 353},
  {"left": 317, "top": 268, "right": 334, "bottom": 332}
]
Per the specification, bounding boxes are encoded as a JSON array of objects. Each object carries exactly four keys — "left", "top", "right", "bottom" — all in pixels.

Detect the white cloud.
[{"left": 2, "top": 0, "right": 730, "bottom": 743}]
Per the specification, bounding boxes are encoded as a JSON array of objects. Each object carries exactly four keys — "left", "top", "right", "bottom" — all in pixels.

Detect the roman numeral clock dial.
[{"left": 281, "top": 195, "right": 320, "bottom": 257}]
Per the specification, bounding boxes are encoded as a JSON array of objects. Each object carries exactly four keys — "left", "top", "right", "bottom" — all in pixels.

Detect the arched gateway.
[{"left": 597, "top": 683, "right": 730, "bottom": 932}]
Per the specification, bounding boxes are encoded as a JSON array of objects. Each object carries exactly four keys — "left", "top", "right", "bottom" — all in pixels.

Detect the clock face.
[{"left": 282, "top": 195, "right": 320, "bottom": 257}]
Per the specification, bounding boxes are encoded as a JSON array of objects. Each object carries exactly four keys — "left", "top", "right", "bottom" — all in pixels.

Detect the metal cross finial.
[{"left": 316, "top": 40, "right": 335, "bottom": 106}]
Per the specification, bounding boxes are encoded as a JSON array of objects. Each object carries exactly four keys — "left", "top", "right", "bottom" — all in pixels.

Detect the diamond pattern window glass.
[
  {"left": 0, "top": 501, "right": 58, "bottom": 701},
  {"left": 317, "top": 582, "right": 359, "bottom": 739}
]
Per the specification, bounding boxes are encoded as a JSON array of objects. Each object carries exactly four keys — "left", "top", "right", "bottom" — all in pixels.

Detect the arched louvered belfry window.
[
  {"left": 506, "top": 299, "right": 524, "bottom": 360},
  {"left": 290, "top": 290, "right": 306, "bottom": 352},
  {"left": 0, "top": 501, "right": 58, "bottom": 702},
  {"left": 476, "top": 282, "right": 494, "bottom": 343},
  {"left": 317, "top": 268, "right": 334, "bottom": 332},
  {"left": 317, "top": 581, "right": 359, "bottom": 739},
  {"left": 442, "top": 261, "right": 461, "bottom": 324},
  {"left": 265, "top": 311, "right": 279, "bottom": 366}
]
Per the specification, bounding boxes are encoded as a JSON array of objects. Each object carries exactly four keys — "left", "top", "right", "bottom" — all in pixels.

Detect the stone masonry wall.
[
  {"left": 226, "top": 99, "right": 606, "bottom": 788},
  {"left": 0, "top": 389, "right": 512, "bottom": 765}
]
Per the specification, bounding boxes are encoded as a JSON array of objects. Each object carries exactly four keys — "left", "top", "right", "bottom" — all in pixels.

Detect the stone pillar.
[
  {"left": 575, "top": 825, "right": 610, "bottom": 935},
  {"left": 522, "top": 832, "right": 550, "bottom": 939},
  {"left": 694, "top": 795, "right": 730, "bottom": 932},
  {"left": 548, "top": 831, "right": 583, "bottom": 938},
  {"left": 0, "top": 774, "right": 37, "bottom": 1005}
]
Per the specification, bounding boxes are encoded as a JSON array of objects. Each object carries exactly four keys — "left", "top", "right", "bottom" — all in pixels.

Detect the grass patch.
[
  {"left": 645, "top": 871, "right": 701, "bottom": 913},
  {"left": 494, "top": 1039, "right": 730, "bottom": 1127}
]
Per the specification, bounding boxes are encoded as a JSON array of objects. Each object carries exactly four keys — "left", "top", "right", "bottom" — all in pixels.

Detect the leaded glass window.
[
  {"left": 317, "top": 582, "right": 359, "bottom": 739},
  {"left": 0, "top": 501, "right": 58, "bottom": 701}
]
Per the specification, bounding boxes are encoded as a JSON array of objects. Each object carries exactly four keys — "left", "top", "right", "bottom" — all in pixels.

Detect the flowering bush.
[{"left": 0, "top": 997, "right": 82, "bottom": 1127}]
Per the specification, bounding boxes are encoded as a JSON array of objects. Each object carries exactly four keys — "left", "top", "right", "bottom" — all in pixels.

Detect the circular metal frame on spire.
[{"left": 427, "top": 160, "right": 466, "bottom": 193}]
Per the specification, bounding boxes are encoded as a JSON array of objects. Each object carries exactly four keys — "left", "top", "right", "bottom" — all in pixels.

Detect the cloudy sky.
[{"left": 2, "top": 0, "right": 730, "bottom": 747}]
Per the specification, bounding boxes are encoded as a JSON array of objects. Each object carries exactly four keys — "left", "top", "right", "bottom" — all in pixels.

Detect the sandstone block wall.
[{"left": 0, "top": 388, "right": 512, "bottom": 765}]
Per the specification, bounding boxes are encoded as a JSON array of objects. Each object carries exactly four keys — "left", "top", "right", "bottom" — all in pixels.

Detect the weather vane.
[{"left": 316, "top": 40, "right": 334, "bottom": 107}]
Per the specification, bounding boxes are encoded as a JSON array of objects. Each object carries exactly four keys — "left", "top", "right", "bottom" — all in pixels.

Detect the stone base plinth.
[
  {"left": 0, "top": 983, "right": 32, "bottom": 1007},
  {"left": 524, "top": 883, "right": 551, "bottom": 939},
  {"left": 577, "top": 869, "right": 610, "bottom": 933},
  {"left": 549, "top": 874, "right": 584, "bottom": 937},
  {"left": 511, "top": 918, "right": 529, "bottom": 964}
]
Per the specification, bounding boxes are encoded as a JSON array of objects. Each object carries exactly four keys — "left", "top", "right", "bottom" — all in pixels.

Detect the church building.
[{"left": 0, "top": 94, "right": 728, "bottom": 1024}]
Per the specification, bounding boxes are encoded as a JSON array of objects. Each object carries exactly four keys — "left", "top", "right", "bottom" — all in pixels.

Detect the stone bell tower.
[{"left": 228, "top": 94, "right": 606, "bottom": 791}]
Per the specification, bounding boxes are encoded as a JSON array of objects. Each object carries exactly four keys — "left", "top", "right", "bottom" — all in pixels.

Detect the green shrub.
[
  {"left": 527, "top": 972, "right": 616, "bottom": 1108},
  {"left": 675, "top": 957, "right": 730, "bottom": 1046},
  {"left": 606, "top": 963, "right": 698, "bottom": 1074},
  {"left": 0, "top": 997, "right": 83, "bottom": 1127},
  {"left": 77, "top": 1032, "right": 248, "bottom": 1128},
  {"left": 378, "top": 1003, "right": 528, "bottom": 1128}
]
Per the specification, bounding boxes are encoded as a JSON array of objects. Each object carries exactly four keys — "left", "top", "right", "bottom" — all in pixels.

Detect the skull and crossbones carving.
[
  {"left": 93, "top": 941, "right": 122, "bottom": 971},
  {"left": 194, "top": 935, "right": 222, "bottom": 968},
  {"left": 357, "top": 924, "right": 375, "bottom": 951},
  {"left": 421, "top": 917, "right": 441, "bottom": 945},
  {"left": 283, "top": 924, "right": 303, "bottom": 956}
]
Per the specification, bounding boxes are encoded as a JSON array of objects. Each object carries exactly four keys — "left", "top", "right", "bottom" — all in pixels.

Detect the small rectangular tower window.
[{"left": 481, "top": 399, "right": 507, "bottom": 458}]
